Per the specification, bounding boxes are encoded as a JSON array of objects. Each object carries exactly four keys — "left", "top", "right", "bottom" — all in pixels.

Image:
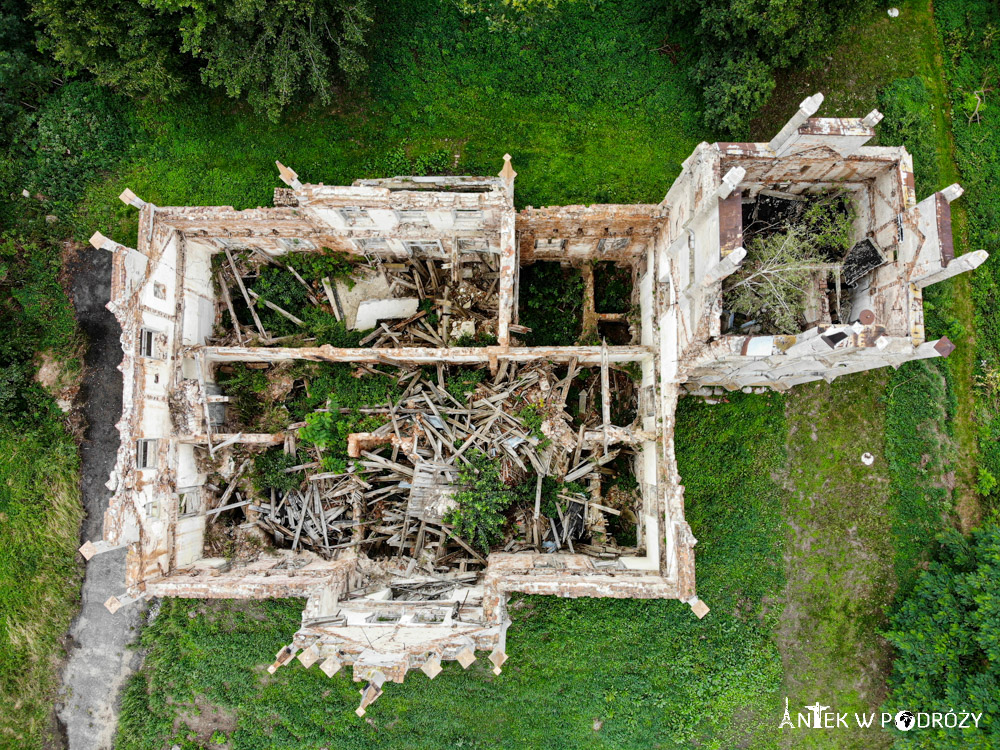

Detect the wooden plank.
[
  {"left": 248, "top": 289, "right": 304, "bottom": 326},
  {"left": 224, "top": 248, "right": 267, "bottom": 337},
  {"left": 206, "top": 495, "right": 252, "bottom": 517},
  {"left": 321, "top": 277, "right": 342, "bottom": 321},
  {"left": 217, "top": 271, "right": 244, "bottom": 344}
]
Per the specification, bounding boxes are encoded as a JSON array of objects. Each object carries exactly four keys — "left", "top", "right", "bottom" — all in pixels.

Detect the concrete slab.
[
  {"left": 420, "top": 656, "right": 442, "bottom": 679},
  {"left": 319, "top": 656, "right": 342, "bottom": 677},
  {"left": 335, "top": 271, "right": 391, "bottom": 329},
  {"left": 353, "top": 297, "right": 420, "bottom": 331}
]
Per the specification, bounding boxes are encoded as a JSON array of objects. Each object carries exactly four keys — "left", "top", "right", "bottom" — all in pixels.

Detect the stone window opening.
[
  {"left": 397, "top": 209, "right": 428, "bottom": 224},
  {"left": 403, "top": 239, "right": 445, "bottom": 258},
  {"left": 139, "top": 328, "right": 157, "bottom": 358},
  {"left": 366, "top": 611, "right": 402, "bottom": 624},
  {"left": 136, "top": 438, "right": 158, "bottom": 470},
  {"left": 453, "top": 209, "right": 483, "bottom": 229},
  {"left": 337, "top": 206, "right": 373, "bottom": 227},
  {"left": 413, "top": 610, "right": 446, "bottom": 624},
  {"left": 599, "top": 237, "right": 630, "bottom": 254}
]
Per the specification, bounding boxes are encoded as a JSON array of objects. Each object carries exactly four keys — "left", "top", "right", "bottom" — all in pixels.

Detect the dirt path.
[
  {"left": 56, "top": 246, "right": 147, "bottom": 750},
  {"left": 779, "top": 373, "right": 896, "bottom": 749}
]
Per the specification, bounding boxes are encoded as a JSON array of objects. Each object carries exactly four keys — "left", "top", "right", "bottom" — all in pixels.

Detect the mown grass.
[
  {"left": 0, "top": 425, "right": 83, "bottom": 748},
  {"left": 116, "top": 394, "right": 787, "bottom": 750}
]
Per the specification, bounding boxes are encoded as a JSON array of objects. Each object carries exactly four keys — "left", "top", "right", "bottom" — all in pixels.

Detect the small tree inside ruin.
[{"left": 724, "top": 193, "right": 855, "bottom": 334}]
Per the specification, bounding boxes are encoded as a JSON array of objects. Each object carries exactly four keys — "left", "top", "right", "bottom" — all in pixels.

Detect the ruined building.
[{"left": 82, "top": 93, "right": 985, "bottom": 714}]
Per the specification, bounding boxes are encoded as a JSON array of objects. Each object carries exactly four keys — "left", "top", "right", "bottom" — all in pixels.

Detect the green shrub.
[
  {"left": 288, "top": 363, "right": 402, "bottom": 421},
  {"left": 251, "top": 266, "right": 310, "bottom": 337},
  {"left": 444, "top": 450, "right": 515, "bottom": 551},
  {"left": 362, "top": 145, "right": 452, "bottom": 177},
  {"left": 284, "top": 250, "right": 357, "bottom": 288},
  {"left": 445, "top": 368, "right": 485, "bottom": 403},
  {"left": 298, "top": 308, "right": 367, "bottom": 348},
  {"left": 299, "top": 407, "right": 385, "bottom": 474},
  {"left": 593, "top": 262, "right": 631, "bottom": 314},
  {"left": 24, "top": 81, "right": 137, "bottom": 211},
  {"left": 883, "top": 522, "right": 1000, "bottom": 747},
  {"left": 251, "top": 448, "right": 306, "bottom": 493},
  {"left": 0, "top": 236, "right": 80, "bottom": 427},
  {"left": 518, "top": 262, "right": 583, "bottom": 346},
  {"left": 673, "top": 0, "right": 867, "bottom": 136},
  {"left": 217, "top": 363, "right": 269, "bottom": 426},
  {"left": 452, "top": 331, "right": 497, "bottom": 347}
]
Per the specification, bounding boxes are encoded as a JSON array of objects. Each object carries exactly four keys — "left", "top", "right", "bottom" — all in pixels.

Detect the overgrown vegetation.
[
  {"left": 884, "top": 360, "right": 957, "bottom": 594},
  {"left": 444, "top": 450, "right": 515, "bottom": 551},
  {"left": 299, "top": 408, "right": 385, "bottom": 474},
  {"left": 288, "top": 363, "right": 402, "bottom": 420},
  {"left": 0, "top": 426, "right": 83, "bottom": 749},
  {"left": 883, "top": 522, "right": 1000, "bottom": 747},
  {"left": 934, "top": 0, "right": 1000, "bottom": 508},
  {"left": 0, "top": 236, "right": 83, "bottom": 747},
  {"left": 725, "top": 192, "right": 855, "bottom": 333},
  {"left": 216, "top": 363, "right": 270, "bottom": 426},
  {"left": 444, "top": 367, "right": 486, "bottom": 403},
  {"left": 667, "top": 0, "right": 868, "bottom": 135},
  {"left": 518, "top": 262, "right": 584, "bottom": 346},
  {"left": 593, "top": 262, "right": 632, "bottom": 315},
  {"left": 251, "top": 448, "right": 306, "bottom": 493}
]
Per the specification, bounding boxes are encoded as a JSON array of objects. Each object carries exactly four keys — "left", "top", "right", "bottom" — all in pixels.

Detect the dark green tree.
[
  {"left": 883, "top": 523, "right": 1000, "bottom": 748},
  {"left": 151, "top": 0, "right": 372, "bottom": 119},
  {"left": 667, "top": 0, "right": 869, "bottom": 135},
  {"left": 31, "top": 0, "right": 189, "bottom": 99},
  {"left": 0, "top": 0, "right": 61, "bottom": 142},
  {"left": 30, "top": 0, "right": 372, "bottom": 120}
]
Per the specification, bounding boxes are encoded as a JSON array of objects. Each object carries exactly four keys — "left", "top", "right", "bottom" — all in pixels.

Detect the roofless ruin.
[{"left": 81, "top": 93, "right": 985, "bottom": 715}]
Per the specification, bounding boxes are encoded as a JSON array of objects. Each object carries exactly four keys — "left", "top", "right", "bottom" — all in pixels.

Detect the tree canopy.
[
  {"left": 883, "top": 523, "right": 1000, "bottom": 748},
  {"left": 667, "top": 0, "right": 869, "bottom": 135},
  {"left": 30, "top": 0, "right": 372, "bottom": 120}
]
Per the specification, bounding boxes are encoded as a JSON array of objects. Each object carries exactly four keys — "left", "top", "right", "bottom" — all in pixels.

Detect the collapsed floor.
[
  {"left": 202, "top": 357, "right": 644, "bottom": 578},
  {"left": 211, "top": 245, "right": 507, "bottom": 350}
]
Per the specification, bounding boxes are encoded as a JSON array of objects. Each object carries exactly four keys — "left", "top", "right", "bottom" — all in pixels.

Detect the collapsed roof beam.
[{"left": 199, "top": 344, "right": 653, "bottom": 366}]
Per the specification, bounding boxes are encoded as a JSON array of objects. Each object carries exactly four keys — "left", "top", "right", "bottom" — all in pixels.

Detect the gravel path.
[{"left": 56, "top": 246, "right": 147, "bottom": 750}]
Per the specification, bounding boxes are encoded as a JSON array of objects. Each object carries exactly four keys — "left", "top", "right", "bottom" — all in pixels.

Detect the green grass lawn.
[{"left": 0, "top": 425, "right": 83, "bottom": 748}]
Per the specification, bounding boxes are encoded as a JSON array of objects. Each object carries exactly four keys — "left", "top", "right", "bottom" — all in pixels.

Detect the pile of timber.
[
  {"left": 209, "top": 360, "right": 640, "bottom": 567},
  {"left": 212, "top": 247, "right": 502, "bottom": 348}
]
